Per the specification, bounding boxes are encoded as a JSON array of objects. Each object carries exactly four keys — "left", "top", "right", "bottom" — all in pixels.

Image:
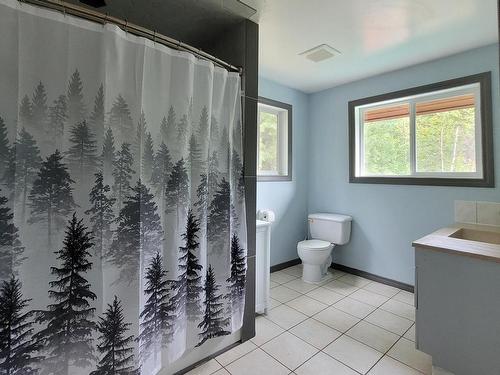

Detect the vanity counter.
[
  {"left": 413, "top": 224, "right": 500, "bottom": 375},
  {"left": 412, "top": 223, "right": 500, "bottom": 263}
]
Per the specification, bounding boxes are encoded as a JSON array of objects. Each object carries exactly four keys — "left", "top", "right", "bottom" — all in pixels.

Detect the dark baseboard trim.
[
  {"left": 175, "top": 340, "right": 241, "bottom": 375},
  {"left": 332, "top": 263, "right": 414, "bottom": 293},
  {"left": 270, "top": 258, "right": 414, "bottom": 292},
  {"left": 270, "top": 258, "right": 302, "bottom": 273}
]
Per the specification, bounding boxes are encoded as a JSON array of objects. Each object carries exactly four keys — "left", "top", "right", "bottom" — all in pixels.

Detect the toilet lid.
[{"left": 298, "top": 239, "right": 332, "bottom": 251}]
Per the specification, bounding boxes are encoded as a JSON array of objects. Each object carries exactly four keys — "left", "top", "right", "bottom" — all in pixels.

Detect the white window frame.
[{"left": 257, "top": 97, "right": 292, "bottom": 181}]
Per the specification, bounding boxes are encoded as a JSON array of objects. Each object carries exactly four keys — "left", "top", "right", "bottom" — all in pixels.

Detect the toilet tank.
[{"left": 309, "top": 213, "right": 352, "bottom": 245}]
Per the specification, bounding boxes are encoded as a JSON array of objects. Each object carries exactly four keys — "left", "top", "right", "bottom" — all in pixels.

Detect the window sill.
[
  {"left": 258, "top": 175, "right": 292, "bottom": 182},
  {"left": 349, "top": 175, "right": 495, "bottom": 188}
]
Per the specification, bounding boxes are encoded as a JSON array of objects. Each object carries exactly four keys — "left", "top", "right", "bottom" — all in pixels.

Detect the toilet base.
[{"left": 302, "top": 264, "right": 327, "bottom": 284}]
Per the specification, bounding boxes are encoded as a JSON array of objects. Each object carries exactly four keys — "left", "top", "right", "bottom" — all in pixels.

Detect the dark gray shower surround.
[{"left": 0, "top": 1, "right": 255, "bottom": 374}]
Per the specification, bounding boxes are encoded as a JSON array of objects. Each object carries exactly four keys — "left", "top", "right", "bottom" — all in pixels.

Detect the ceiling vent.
[{"left": 299, "top": 44, "right": 340, "bottom": 63}]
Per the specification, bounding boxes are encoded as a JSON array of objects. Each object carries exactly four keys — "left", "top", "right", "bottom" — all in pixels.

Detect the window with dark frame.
[
  {"left": 257, "top": 97, "right": 292, "bottom": 181},
  {"left": 348, "top": 72, "right": 494, "bottom": 187}
]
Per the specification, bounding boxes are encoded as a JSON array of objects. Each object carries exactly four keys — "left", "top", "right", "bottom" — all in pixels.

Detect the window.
[
  {"left": 257, "top": 97, "right": 292, "bottom": 181},
  {"left": 349, "top": 72, "right": 494, "bottom": 187}
]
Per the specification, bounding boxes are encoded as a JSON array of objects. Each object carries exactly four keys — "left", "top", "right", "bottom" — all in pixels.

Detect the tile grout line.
[
  {"left": 269, "top": 278, "right": 414, "bottom": 338},
  {"left": 221, "top": 268, "right": 417, "bottom": 375},
  {"left": 272, "top": 271, "right": 417, "bottom": 373}
]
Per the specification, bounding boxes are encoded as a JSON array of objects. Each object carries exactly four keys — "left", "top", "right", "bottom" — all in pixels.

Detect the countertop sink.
[
  {"left": 449, "top": 228, "right": 500, "bottom": 245},
  {"left": 413, "top": 224, "right": 500, "bottom": 263}
]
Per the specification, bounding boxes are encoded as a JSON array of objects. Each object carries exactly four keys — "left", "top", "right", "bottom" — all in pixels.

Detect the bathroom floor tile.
[
  {"left": 252, "top": 316, "right": 285, "bottom": 346},
  {"left": 295, "top": 351, "right": 359, "bottom": 375},
  {"left": 216, "top": 340, "right": 257, "bottom": 366},
  {"left": 269, "top": 298, "right": 282, "bottom": 310},
  {"left": 313, "top": 306, "right": 360, "bottom": 332},
  {"left": 349, "top": 289, "right": 390, "bottom": 307},
  {"left": 324, "top": 335, "right": 383, "bottom": 374},
  {"left": 392, "top": 290, "right": 415, "bottom": 306},
  {"left": 338, "top": 274, "right": 372, "bottom": 287},
  {"left": 368, "top": 356, "right": 422, "bottom": 375},
  {"left": 380, "top": 299, "right": 415, "bottom": 321},
  {"left": 271, "top": 271, "right": 298, "bottom": 285},
  {"left": 387, "top": 338, "right": 432, "bottom": 374},
  {"left": 266, "top": 304, "right": 308, "bottom": 330},
  {"left": 270, "top": 281, "right": 280, "bottom": 289},
  {"left": 185, "top": 359, "right": 222, "bottom": 375},
  {"left": 281, "top": 264, "right": 303, "bottom": 278},
  {"left": 261, "top": 332, "right": 318, "bottom": 370},
  {"left": 333, "top": 297, "right": 376, "bottom": 319},
  {"left": 225, "top": 348, "right": 290, "bottom": 375},
  {"left": 289, "top": 318, "right": 341, "bottom": 349},
  {"left": 329, "top": 269, "right": 347, "bottom": 279},
  {"left": 315, "top": 269, "right": 339, "bottom": 284},
  {"left": 306, "top": 287, "right": 345, "bottom": 305},
  {"left": 213, "top": 369, "right": 231, "bottom": 375},
  {"left": 286, "top": 295, "right": 328, "bottom": 316},
  {"left": 362, "top": 282, "right": 400, "bottom": 298},
  {"left": 270, "top": 285, "right": 302, "bottom": 303},
  {"left": 323, "top": 280, "right": 359, "bottom": 296},
  {"left": 403, "top": 324, "right": 415, "bottom": 342},
  {"left": 365, "top": 309, "right": 413, "bottom": 336},
  {"left": 283, "top": 278, "right": 319, "bottom": 294},
  {"left": 346, "top": 320, "right": 399, "bottom": 353}
]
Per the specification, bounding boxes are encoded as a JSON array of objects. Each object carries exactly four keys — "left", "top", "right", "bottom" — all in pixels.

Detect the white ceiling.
[{"left": 250, "top": 0, "right": 498, "bottom": 93}]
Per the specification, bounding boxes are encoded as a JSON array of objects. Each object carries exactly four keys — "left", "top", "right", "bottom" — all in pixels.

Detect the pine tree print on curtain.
[
  {"left": 0, "top": 1, "right": 246, "bottom": 371},
  {"left": 0, "top": 277, "right": 43, "bottom": 375},
  {"left": 150, "top": 142, "right": 172, "bottom": 209},
  {"left": 107, "top": 181, "right": 162, "bottom": 284},
  {"left": 89, "top": 84, "right": 104, "bottom": 137},
  {"left": 226, "top": 234, "right": 246, "bottom": 317},
  {"left": 0, "top": 117, "right": 10, "bottom": 179},
  {"left": 35, "top": 213, "right": 97, "bottom": 375},
  {"left": 66, "top": 120, "right": 98, "bottom": 181},
  {"left": 112, "top": 143, "right": 134, "bottom": 213},
  {"left": 137, "top": 253, "right": 174, "bottom": 363},
  {"left": 67, "top": 70, "right": 86, "bottom": 128},
  {"left": 208, "top": 178, "right": 233, "bottom": 259},
  {"left": 48, "top": 95, "right": 67, "bottom": 142},
  {"left": 102, "top": 128, "right": 116, "bottom": 186},
  {"left": 171, "top": 210, "right": 203, "bottom": 322},
  {"left": 165, "top": 158, "right": 189, "bottom": 228},
  {"left": 0, "top": 190, "right": 25, "bottom": 280},
  {"left": 28, "top": 150, "right": 76, "bottom": 247},
  {"left": 197, "top": 265, "right": 230, "bottom": 347},
  {"left": 85, "top": 172, "right": 115, "bottom": 257},
  {"left": 91, "top": 296, "right": 139, "bottom": 375},
  {"left": 9, "top": 128, "right": 42, "bottom": 223}
]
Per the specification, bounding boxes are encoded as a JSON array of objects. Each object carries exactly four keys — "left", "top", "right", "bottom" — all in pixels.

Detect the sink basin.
[{"left": 449, "top": 228, "right": 500, "bottom": 245}]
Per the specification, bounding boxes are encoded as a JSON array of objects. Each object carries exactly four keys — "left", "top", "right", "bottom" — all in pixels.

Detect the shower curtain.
[{"left": 0, "top": 1, "right": 247, "bottom": 374}]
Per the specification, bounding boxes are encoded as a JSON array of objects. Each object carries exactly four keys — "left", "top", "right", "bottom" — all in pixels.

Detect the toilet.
[{"left": 297, "top": 213, "right": 352, "bottom": 283}]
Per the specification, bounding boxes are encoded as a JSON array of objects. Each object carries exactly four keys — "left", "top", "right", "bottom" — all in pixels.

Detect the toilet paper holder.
[{"left": 257, "top": 209, "right": 276, "bottom": 223}]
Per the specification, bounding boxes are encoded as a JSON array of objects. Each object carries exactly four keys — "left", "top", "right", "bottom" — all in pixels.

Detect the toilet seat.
[{"left": 297, "top": 239, "right": 331, "bottom": 251}]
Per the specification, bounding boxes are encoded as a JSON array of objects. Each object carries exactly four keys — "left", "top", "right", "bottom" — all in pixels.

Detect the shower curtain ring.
[
  {"left": 153, "top": 30, "right": 157, "bottom": 43},
  {"left": 102, "top": 13, "right": 108, "bottom": 26},
  {"left": 125, "top": 20, "right": 128, "bottom": 33}
]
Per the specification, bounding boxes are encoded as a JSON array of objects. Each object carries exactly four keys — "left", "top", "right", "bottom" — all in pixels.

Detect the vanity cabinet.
[
  {"left": 256, "top": 220, "right": 271, "bottom": 314},
  {"left": 414, "top": 245, "right": 500, "bottom": 375}
]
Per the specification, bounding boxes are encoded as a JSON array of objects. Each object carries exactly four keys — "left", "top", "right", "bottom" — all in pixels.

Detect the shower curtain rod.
[{"left": 18, "top": 0, "right": 243, "bottom": 74}]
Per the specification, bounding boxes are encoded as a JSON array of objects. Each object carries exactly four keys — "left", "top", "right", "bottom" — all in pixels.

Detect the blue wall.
[
  {"left": 257, "top": 78, "right": 309, "bottom": 266},
  {"left": 308, "top": 44, "right": 499, "bottom": 285}
]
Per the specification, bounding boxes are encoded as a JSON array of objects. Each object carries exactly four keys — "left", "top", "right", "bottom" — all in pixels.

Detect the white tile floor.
[{"left": 187, "top": 265, "right": 432, "bottom": 375}]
